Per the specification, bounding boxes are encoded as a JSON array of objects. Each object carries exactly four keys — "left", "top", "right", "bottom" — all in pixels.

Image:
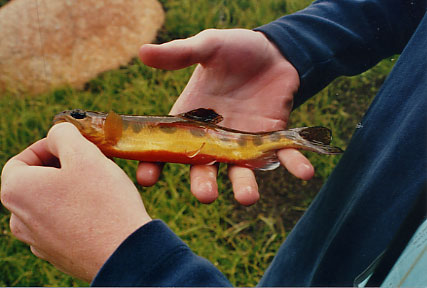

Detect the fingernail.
[
  {"left": 300, "top": 163, "right": 311, "bottom": 171},
  {"left": 196, "top": 178, "right": 214, "bottom": 193},
  {"left": 298, "top": 163, "right": 313, "bottom": 180},
  {"left": 192, "top": 178, "right": 218, "bottom": 204},
  {"left": 235, "top": 185, "right": 259, "bottom": 206}
]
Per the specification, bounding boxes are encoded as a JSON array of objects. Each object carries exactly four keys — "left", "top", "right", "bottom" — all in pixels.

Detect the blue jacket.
[{"left": 92, "top": 0, "right": 427, "bottom": 286}]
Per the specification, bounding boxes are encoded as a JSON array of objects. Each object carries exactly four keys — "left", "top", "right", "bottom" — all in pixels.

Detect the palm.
[
  {"left": 139, "top": 29, "right": 312, "bottom": 205},
  {"left": 169, "top": 29, "right": 299, "bottom": 132}
]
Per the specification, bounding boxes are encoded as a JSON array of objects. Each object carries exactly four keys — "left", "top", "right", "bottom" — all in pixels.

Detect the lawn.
[{"left": 0, "top": 0, "right": 394, "bottom": 286}]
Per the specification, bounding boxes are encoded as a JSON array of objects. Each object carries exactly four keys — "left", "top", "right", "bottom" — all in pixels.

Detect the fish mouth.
[{"left": 52, "top": 113, "right": 67, "bottom": 124}]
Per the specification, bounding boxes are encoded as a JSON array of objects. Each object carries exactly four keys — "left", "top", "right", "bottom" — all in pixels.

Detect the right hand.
[
  {"left": 137, "top": 29, "right": 314, "bottom": 205},
  {"left": 1, "top": 123, "right": 152, "bottom": 282}
]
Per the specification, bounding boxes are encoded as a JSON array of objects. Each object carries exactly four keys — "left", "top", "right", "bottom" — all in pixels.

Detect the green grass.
[{"left": 0, "top": 0, "right": 394, "bottom": 286}]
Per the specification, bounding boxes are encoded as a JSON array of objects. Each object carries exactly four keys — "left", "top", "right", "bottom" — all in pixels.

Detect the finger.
[
  {"left": 1, "top": 143, "right": 59, "bottom": 208},
  {"left": 228, "top": 166, "right": 259, "bottom": 206},
  {"left": 277, "top": 149, "right": 314, "bottom": 181},
  {"left": 1, "top": 139, "right": 55, "bottom": 185},
  {"left": 26, "top": 138, "right": 60, "bottom": 167},
  {"left": 136, "top": 162, "right": 162, "bottom": 187},
  {"left": 10, "top": 214, "right": 35, "bottom": 245},
  {"left": 190, "top": 165, "right": 219, "bottom": 204},
  {"left": 10, "top": 139, "right": 49, "bottom": 166},
  {"left": 47, "top": 122, "right": 104, "bottom": 166},
  {"left": 2, "top": 138, "right": 59, "bottom": 170},
  {"left": 139, "top": 29, "right": 221, "bottom": 70}
]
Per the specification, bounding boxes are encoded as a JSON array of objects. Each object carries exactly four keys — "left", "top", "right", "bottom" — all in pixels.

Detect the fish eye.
[{"left": 70, "top": 109, "right": 87, "bottom": 119}]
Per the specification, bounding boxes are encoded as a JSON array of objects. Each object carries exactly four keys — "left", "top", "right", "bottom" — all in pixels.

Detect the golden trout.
[{"left": 53, "top": 108, "right": 343, "bottom": 170}]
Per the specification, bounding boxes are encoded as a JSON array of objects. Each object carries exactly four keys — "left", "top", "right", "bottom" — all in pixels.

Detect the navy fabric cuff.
[
  {"left": 91, "top": 220, "right": 189, "bottom": 286},
  {"left": 91, "top": 219, "right": 231, "bottom": 287}
]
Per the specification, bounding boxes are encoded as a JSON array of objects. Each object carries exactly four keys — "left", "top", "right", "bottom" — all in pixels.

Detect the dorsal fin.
[
  {"left": 104, "top": 111, "right": 123, "bottom": 144},
  {"left": 177, "top": 108, "right": 223, "bottom": 124}
]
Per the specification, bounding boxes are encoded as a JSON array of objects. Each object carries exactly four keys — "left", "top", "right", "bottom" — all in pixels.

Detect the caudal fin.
[
  {"left": 285, "top": 127, "right": 344, "bottom": 154},
  {"left": 241, "top": 127, "right": 342, "bottom": 171}
]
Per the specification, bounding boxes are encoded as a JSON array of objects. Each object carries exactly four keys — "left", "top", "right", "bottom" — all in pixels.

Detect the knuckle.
[
  {"left": 199, "top": 28, "right": 218, "bottom": 36},
  {"left": 197, "top": 29, "right": 221, "bottom": 45},
  {"left": 1, "top": 178, "right": 15, "bottom": 207},
  {"left": 1, "top": 169, "right": 24, "bottom": 208},
  {"left": 48, "top": 122, "right": 72, "bottom": 138},
  {"left": 1, "top": 189, "right": 11, "bottom": 207}
]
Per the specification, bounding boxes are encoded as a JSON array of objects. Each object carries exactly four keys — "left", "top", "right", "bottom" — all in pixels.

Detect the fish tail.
[
  {"left": 239, "top": 127, "right": 342, "bottom": 171},
  {"left": 280, "top": 127, "right": 344, "bottom": 154}
]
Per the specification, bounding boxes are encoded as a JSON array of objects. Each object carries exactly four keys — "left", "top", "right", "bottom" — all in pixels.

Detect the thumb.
[
  {"left": 139, "top": 29, "right": 221, "bottom": 70},
  {"left": 47, "top": 123, "right": 105, "bottom": 167}
]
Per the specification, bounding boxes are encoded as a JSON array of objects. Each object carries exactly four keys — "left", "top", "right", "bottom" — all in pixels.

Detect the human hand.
[
  {"left": 137, "top": 29, "right": 314, "bottom": 205},
  {"left": 1, "top": 123, "right": 151, "bottom": 283}
]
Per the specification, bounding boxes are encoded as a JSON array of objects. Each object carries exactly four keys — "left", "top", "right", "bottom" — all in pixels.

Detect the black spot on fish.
[
  {"left": 252, "top": 136, "right": 263, "bottom": 146},
  {"left": 159, "top": 125, "right": 178, "bottom": 134},
  {"left": 189, "top": 128, "right": 206, "bottom": 137},
  {"left": 70, "top": 109, "right": 86, "bottom": 119}
]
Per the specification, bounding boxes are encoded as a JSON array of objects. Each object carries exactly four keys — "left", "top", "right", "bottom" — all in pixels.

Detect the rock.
[{"left": 0, "top": 0, "right": 164, "bottom": 94}]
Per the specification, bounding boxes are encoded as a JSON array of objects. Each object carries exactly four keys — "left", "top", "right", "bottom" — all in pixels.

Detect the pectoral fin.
[
  {"left": 104, "top": 111, "right": 123, "bottom": 145},
  {"left": 186, "top": 142, "right": 206, "bottom": 158}
]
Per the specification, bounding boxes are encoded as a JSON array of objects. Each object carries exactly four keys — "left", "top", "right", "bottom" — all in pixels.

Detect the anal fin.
[{"left": 244, "top": 151, "right": 280, "bottom": 171}]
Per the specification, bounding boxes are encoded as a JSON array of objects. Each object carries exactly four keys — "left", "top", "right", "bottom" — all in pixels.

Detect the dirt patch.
[{"left": 231, "top": 166, "right": 323, "bottom": 234}]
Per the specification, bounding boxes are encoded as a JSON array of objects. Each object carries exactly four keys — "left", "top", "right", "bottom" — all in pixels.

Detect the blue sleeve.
[
  {"left": 254, "top": 0, "right": 425, "bottom": 108},
  {"left": 91, "top": 220, "right": 231, "bottom": 287}
]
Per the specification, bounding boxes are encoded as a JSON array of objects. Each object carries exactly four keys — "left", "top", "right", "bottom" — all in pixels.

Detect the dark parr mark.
[
  {"left": 159, "top": 125, "right": 178, "bottom": 134},
  {"left": 189, "top": 128, "right": 206, "bottom": 137},
  {"left": 131, "top": 122, "right": 144, "bottom": 133},
  {"left": 269, "top": 133, "right": 281, "bottom": 142},
  {"left": 252, "top": 136, "right": 263, "bottom": 146},
  {"left": 237, "top": 136, "right": 247, "bottom": 147},
  {"left": 122, "top": 120, "right": 129, "bottom": 130}
]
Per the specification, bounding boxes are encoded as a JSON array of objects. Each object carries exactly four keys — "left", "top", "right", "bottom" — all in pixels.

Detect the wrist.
[{"left": 86, "top": 216, "right": 153, "bottom": 283}]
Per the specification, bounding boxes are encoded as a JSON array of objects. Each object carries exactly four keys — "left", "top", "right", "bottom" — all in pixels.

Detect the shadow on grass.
[{"left": 231, "top": 167, "right": 323, "bottom": 235}]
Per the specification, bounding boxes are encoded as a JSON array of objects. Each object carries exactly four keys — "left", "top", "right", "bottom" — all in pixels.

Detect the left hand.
[
  {"left": 1, "top": 123, "right": 152, "bottom": 282},
  {"left": 137, "top": 29, "right": 314, "bottom": 205}
]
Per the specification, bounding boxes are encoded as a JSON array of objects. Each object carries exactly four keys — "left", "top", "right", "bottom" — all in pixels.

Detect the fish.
[{"left": 52, "top": 108, "right": 343, "bottom": 170}]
